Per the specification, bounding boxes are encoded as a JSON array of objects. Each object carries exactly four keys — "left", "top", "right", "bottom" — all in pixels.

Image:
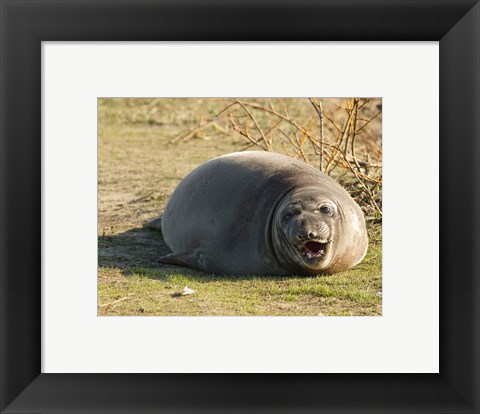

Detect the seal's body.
[{"left": 156, "top": 151, "right": 368, "bottom": 275}]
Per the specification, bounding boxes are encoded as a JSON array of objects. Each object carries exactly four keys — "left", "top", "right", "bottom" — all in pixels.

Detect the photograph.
[{"left": 98, "top": 97, "right": 382, "bottom": 316}]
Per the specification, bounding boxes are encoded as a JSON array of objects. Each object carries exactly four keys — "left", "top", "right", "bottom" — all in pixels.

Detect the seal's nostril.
[
  {"left": 298, "top": 229, "right": 308, "bottom": 240},
  {"left": 299, "top": 230, "right": 317, "bottom": 240}
]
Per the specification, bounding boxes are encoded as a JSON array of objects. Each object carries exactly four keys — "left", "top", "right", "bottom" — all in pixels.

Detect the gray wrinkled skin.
[{"left": 159, "top": 151, "right": 368, "bottom": 275}]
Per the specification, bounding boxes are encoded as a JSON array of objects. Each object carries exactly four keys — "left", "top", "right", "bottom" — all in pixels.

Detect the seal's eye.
[
  {"left": 282, "top": 213, "right": 293, "bottom": 225},
  {"left": 320, "top": 206, "right": 331, "bottom": 214}
]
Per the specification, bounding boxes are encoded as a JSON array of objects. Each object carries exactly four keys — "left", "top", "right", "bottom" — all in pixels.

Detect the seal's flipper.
[
  {"left": 144, "top": 216, "right": 163, "bottom": 231},
  {"left": 159, "top": 252, "right": 212, "bottom": 272}
]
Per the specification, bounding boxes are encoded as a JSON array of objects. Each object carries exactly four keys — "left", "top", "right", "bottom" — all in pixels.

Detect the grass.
[{"left": 98, "top": 98, "right": 382, "bottom": 316}]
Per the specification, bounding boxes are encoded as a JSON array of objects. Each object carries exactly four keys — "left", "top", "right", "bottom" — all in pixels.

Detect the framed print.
[{"left": 1, "top": 1, "right": 479, "bottom": 413}]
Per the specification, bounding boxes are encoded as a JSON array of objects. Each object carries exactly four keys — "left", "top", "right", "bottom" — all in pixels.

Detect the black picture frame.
[{"left": 1, "top": 1, "right": 479, "bottom": 413}]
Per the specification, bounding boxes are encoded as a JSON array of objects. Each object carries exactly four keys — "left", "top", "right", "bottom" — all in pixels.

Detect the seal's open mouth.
[{"left": 303, "top": 241, "right": 328, "bottom": 259}]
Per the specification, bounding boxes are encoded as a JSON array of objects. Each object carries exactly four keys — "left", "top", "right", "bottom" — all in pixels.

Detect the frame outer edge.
[
  {"left": 0, "top": 0, "right": 479, "bottom": 413},
  {"left": 0, "top": 0, "right": 42, "bottom": 411},
  {"left": 440, "top": 2, "right": 480, "bottom": 412}
]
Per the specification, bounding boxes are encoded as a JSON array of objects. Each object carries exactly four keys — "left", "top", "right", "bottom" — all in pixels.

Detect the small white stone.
[{"left": 182, "top": 286, "right": 195, "bottom": 296}]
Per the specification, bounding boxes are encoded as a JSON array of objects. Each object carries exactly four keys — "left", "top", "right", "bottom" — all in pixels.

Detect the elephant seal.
[{"left": 149, "top": 151, "right": 368, "bottom": 275}]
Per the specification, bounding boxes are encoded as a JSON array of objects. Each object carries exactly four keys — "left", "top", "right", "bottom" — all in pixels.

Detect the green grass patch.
[{"left": 98, "top": 224, "right": 381, "bottom": 316}]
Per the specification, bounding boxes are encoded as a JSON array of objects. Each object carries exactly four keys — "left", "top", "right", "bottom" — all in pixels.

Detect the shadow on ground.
[
  {"left": 98, "top": 227, "right": 205, "bottom": 275},
  {"left": 98, "top": 227, "right": 310, "bottom": 282}
]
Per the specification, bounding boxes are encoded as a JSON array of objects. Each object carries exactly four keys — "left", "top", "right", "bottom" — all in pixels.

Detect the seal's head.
[{"left": 272, "top": 186, "right": 368, "bottom": 275}]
